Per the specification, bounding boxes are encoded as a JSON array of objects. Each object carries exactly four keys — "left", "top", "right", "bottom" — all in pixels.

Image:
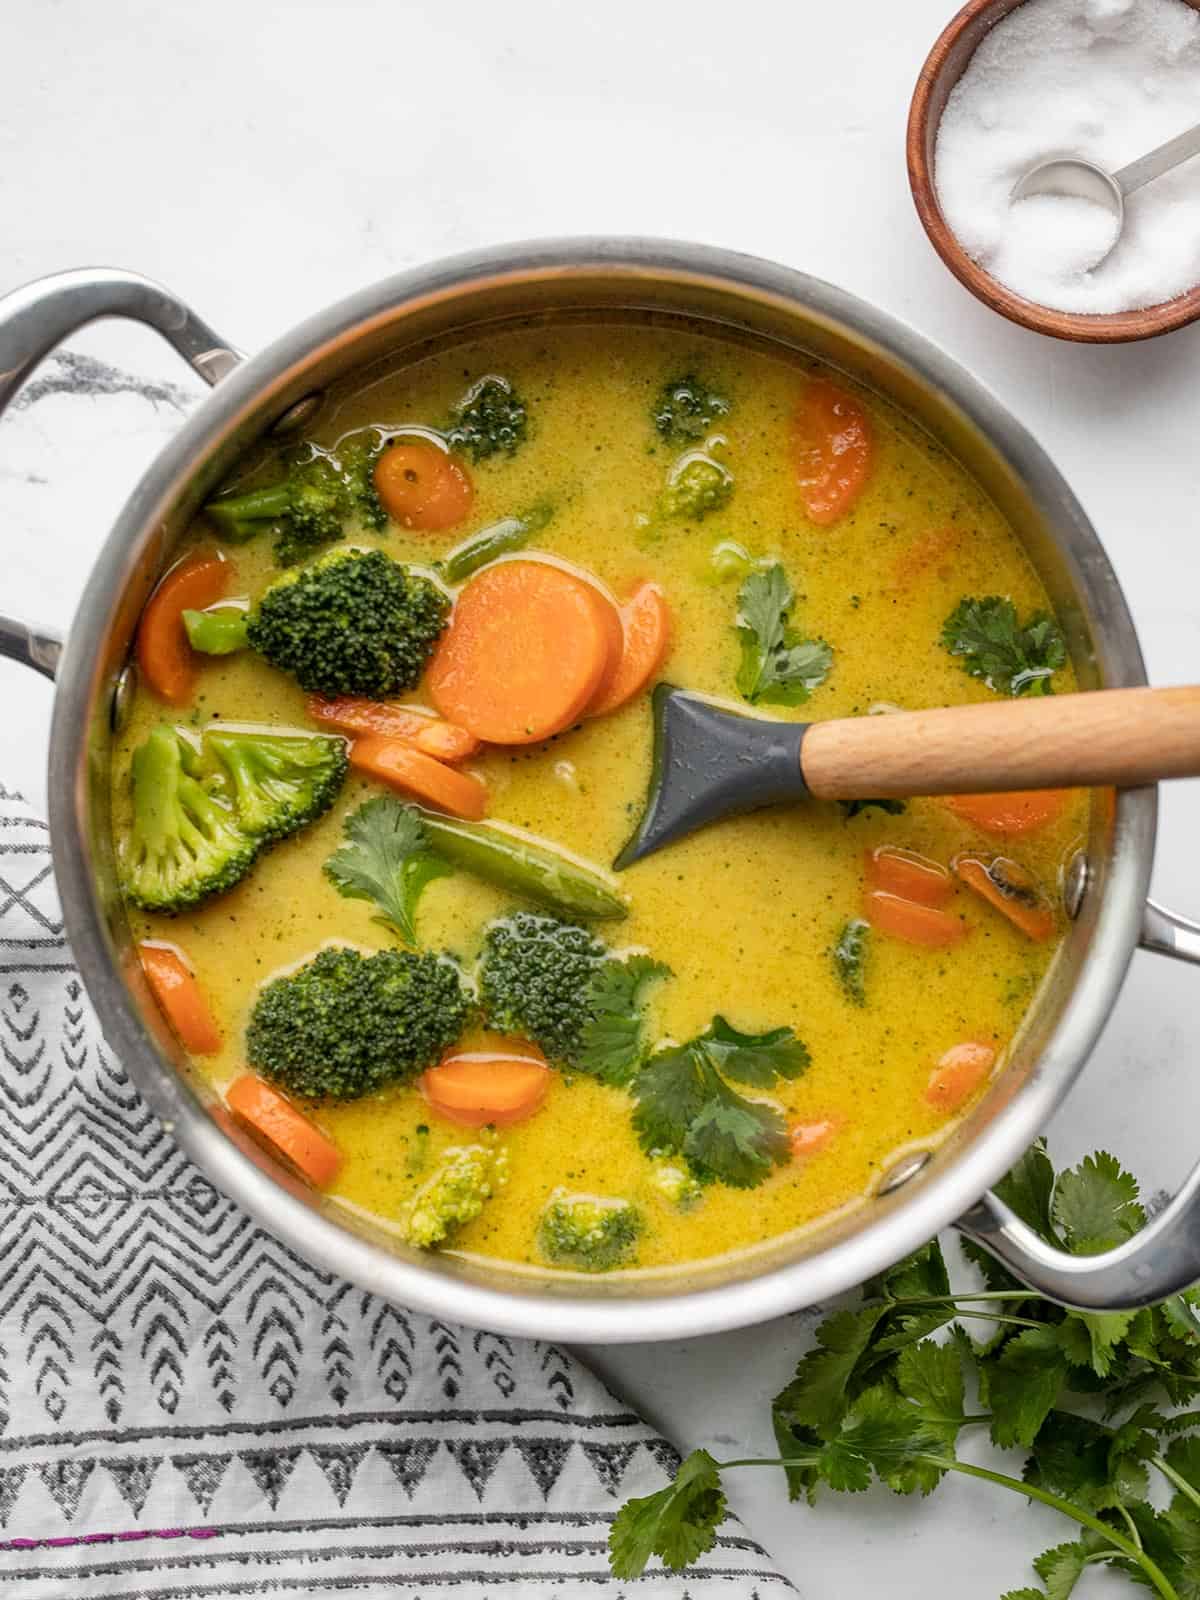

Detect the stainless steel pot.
[{"left": 2, "top": 240, "right": 1198, "bottom": 1343}]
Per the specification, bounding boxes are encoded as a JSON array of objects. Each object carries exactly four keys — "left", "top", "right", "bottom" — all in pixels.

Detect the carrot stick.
[
  {"left": 307, "top": 696, "right": 481, "bottom": 762},
  {"left": 350, "top": 734, "right": 488, "bottom": 819},
  {"left": 795, "top": 379, "right": 874, "bottom": 526},
  {"left": 427, "top": 560, "right": 620, "bottom": 744},
  {"left": 944, "top": 790, "right": 1069, "bottom": 837},
  {"left": 136, "top": 549, "right": 232, "bottom": 705},
  {"left": 790, "top": 1116, "right": 841, "bottom": 1160},
  {"left": 587, "top": 582, "right": 672, "bottom": 717},
  {"left": 226, "top": 1074, "right": 343, "bottom": 1187},
  {"left": 139, "top": 942, "right": 222, "bottom": 1054},
  {"left": 373, "top": 439, "right": 474, "bottom": 531},
  {"left": 954, "top": 854, "right": 1057, "bottom": 942},
  {"left": 865, "top": 846, "right": 952, "bottom": 907},
  {"left": 863, "top": 889, "right": 968, "bottom": 948},
  {"left": 925, "top": 1041, "right": 996, "bottom": 1112},
  {"left": 420, "top": 1048, "right": 552, "bottom": 1128}
]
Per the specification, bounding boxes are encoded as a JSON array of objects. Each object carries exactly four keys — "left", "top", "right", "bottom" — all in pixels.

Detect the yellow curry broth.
[{"left": 115, "top": 320, "right": 1084, "bottom": 1273}]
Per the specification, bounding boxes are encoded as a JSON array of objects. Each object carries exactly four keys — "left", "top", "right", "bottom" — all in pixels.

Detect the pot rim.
[{"left": 46, "top": 237, "right": 1155, "bottom": 1342}]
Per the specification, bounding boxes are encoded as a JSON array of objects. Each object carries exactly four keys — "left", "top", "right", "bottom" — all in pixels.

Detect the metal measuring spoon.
[{"left": 1012, "top": 121, "right": 1200, "bottom": 264}]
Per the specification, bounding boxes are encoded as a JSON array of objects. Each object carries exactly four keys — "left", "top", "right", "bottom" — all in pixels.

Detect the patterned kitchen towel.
[{"left": 0, "top": 784, "right": 793, "bottom": 1598}]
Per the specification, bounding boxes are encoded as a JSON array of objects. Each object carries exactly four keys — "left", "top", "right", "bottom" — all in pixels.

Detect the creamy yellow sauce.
[{"left": 114, "top": 319, "right": 1084, "bottom": 1274}]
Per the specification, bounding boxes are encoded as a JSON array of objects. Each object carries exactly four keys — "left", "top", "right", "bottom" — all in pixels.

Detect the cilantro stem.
[
  {"left": 1114, "top": 1502, "right": 1142, "bottom": 1550},
  {"left": 714, "top": 1455, "right": 1181, "bottom": 1600},
  {"left": 933, "top": 1459, "right": 1178, "bottom": 1600},
  {"left": 1154, "top": 1452, "right": 1200, "bottom": 1515},
  {"left": 938, "top": 1308, "right": 1048, "bottom": 1331},
  {"left": 897, "top": 1292, "right": 1038, "bottom": 1306}
]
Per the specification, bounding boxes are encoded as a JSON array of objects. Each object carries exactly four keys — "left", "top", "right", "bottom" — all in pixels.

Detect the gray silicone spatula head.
[{"left": 613, "top": 686, "right": 811, "bottom": 869}]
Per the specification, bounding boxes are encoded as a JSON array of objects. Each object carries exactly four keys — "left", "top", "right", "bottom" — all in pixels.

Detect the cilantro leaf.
[
  {"left": 684, "top": 1083, "right": 790, "bottom": 1189},
  {"left": 815, "top": 1386, "right": 950, "bottom": 1496},
  {"left": 1032, "top": 1533, "right": 1108, "bottom": 1599},
  {"left": 323, "top": 796, "right": 451, "bottom": 945},
  {"left": 608, "top": 1447, "right": 726, "bottom": 1578},
  {"left": 735, "top": 563, "right": 832, "bottom": 706},
  {"left": 1059, "top": 1309, "right": 1137, "bottom": 1378},
  {"left": 632, "top": 1043, "right": 716, "bottom": 1158},
  {"left": 1053, "top": 1151, "right": 1144, "bottom": 1254},
  {"left": 941, "top": 595, "right": 1066, "bottom": 697},
  {"left": 773, "top": 1304, "right": 889, "bottom": 1443},
  {"left": 631, "top": 1013, "right": 809, "bottom": 1189},
  {"left": 832, "top": 917, "right": 869, "bottom": 1007},
  {"left": 576, "top": 955, "right": 670, "bottom": 1086},
  {"left": 1001, "top": 1591, "right": 1050, "bottom": 1600},
  {"left": 996, "top": 1138, "right": 1058, "bottom": 1240},
  {"left": 982, "top": 1325, "right": 1069, "bottom": 1448},
  {"left": 839, "top": 796, "right": 907, "bottom": 819},
  {"left": 696, "top": 1015, "right": 810, "bottom": 1086}
]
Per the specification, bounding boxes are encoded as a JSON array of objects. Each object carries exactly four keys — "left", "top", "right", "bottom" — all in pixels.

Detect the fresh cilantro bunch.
[
  {"left": 610, "top": 1140, "right": 1200, "bottom": 1598},
  {"left": 735, "top": 563, "right": 833, "bottom": 706},
  {"left": 941, "top": 596, "right": 1066, "bottom": 697},
  {"left": 632, "top": 1018, "right": 810, "bottom": 1189}
]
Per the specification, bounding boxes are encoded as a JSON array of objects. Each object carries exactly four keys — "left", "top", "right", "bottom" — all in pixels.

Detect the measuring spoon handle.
[
  {"left": 801, "top": 685, "right": 1200, "bottom": 799},
  {"left": 1113, "top": 122, "right": 1200, "bottom": 196}
]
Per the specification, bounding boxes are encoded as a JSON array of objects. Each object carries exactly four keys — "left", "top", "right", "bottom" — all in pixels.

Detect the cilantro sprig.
[
  {"left": 609, "top": 1141, "right": 1200, "bottom": 1597},
  {"left": 632, "top": 1017, "right": 809, "bottom": 1189},
  {"left": 941, "top": 595, "right": 1066, "bottom": 698},
  {"left": 735, "top": 563, "right": 833, "bottom": 706},
  {"left": 323, "top": 796, "right": 451, "bottom": 945},
  {"left": 576, "top": 955, "right": 670, "bottom": 1087}
]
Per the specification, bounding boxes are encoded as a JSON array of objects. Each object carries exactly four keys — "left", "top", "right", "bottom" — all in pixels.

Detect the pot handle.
[
  {"left": 0, "top": 267, "right": 242, "bottom": 681},
  {"left": 955, "top": 897, "right": 1200, "bottom": 1310}
]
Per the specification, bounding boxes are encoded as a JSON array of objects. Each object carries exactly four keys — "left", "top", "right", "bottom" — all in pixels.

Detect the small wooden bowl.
[{"left": 908, "top": 0, "right": 1200, "bottom": 343}]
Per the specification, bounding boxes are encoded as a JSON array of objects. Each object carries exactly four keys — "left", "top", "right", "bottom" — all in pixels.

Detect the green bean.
[
  {"left": 417, "top": 809, "right": 627, "bottom": 920},
  {"left": 441, "top": 502, "right": 554, "bottom": 584}
]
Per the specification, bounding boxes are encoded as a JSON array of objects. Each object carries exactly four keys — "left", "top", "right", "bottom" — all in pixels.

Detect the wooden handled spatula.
[{"left": 613, "top": 683, "right": 1200, "bottom": 868}]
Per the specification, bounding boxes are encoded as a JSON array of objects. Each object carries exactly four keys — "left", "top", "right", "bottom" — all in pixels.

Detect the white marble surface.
[{"left": 3, "top": 2, "right": 1200, "bottom": 1592}]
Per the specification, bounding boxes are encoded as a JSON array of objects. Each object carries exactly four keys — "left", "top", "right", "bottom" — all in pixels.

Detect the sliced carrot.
[
  {"left": 944, "top": 790, "right": 1069, "bottom": 837},
  {"left": 373, "top": 439, "right": 474, "bottom": 531},
  {"left": 925, "top": 1041, "right": 997, "bottom": 1113},
  {"left": 587, "top": 582, "right": 673, "bottom": 717},
  {"left": 790, "top": 1117, "right": 841, "bottom": 1161},
  {"left": 307, "top": 696, "right": 481, "bottom": 762},
  {"left": 349, "top": 735, "right": 488, "bottom": 819},
  {"left": 891, "top": 525, "right": 963, "bottom": 590},
  {"left": 954, "top": 854, "right": 1057, "bottom": 942},
  {"left": 865, "top": 846, "right": 953, "bottom": 907},
  {"left": 136, "top": 549, "right": 232, "bottom": 705},
  {"left": 420, "top": 1048, "right": 552, "bottom": 1128},
  {"left": 139, "top": 942, "right": 222, "bottom": 1055},
  {"left": 225, "top": 1074, "right": 343, "bottom": 1187},
  {"left": 427, "top": 560, "right": 619, "bottom": 744},
  {"left": 795, "top": 378, "right": 874, "bottom": 526},
  {"left": 863, "top": 889, "right": 968, "bottom": 948}
]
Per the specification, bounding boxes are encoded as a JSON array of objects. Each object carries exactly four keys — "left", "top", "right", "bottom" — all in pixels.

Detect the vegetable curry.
[{"left": 113, "top": 318, "right": 1085, "bottom": 1277}]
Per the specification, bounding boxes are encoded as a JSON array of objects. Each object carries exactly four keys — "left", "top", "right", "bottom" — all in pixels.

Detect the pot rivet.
[
  {"left": 1064, "top": 851, "right": 1089, "bottom": 920},
  {"left": 270, "top": 392, "right": 324, "bottom": 436},
  {"left": 878, "top": 1150, "right": 932, "bottom": 1196},
  {"left": 111, "top": 664, "right": 137, "bottom": 733}
]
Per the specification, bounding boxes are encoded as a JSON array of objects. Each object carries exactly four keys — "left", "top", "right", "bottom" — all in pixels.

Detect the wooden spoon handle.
[{"left": 800, "top": 686, "right": 1200, "bottom": 800}]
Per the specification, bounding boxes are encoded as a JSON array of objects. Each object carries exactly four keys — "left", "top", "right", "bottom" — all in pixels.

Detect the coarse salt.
[{"left": 934, "top": 0, "right": 1200, "bottom": 313}]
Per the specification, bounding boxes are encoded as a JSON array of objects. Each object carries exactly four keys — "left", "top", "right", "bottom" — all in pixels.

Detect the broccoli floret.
[
  {"left": 246, "top": 945, "right": 470, "bottom": 1101},
  {"left": 335, "top": 432, "right": 388, "bottom": 531},
  {"left": 650, "top": 1164, "right": 703, "bottom": 1210},
  {"left": 205, "top": 729, "right": 347, "bottom": 843},
  {"left": 400, "top": 1141, "right": 509, "bottom": 1250},
  {"left": 121, "top": 724, "right": 259, "bottom": 912},
  {"left": 651, "top": 373, "right": 730, "bottom": 445},
  {"left": 446, "top": 376, "right": 528, "bottom": 462},
  {"left": 538, "top": 1190, "right": 643, "bottom": 1272},
  {"left": 204, "top": 432, "right": 387, "bottom": 563},
  {"left": 477, "top": 912, "right": 607, "bottom": 1065},
  {"left": 660, "top": 452, "right": 733, "bottom": 522},
  {"left": 120, "top": 723, "right": 349, "bottom": 914},
  {"left": 245, "top": 547, "right": 449, "bottom": 698}
]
